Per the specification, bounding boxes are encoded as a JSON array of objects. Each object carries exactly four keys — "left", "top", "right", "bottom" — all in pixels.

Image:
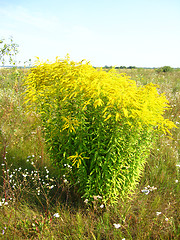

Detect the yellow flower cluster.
[
  {"left": 24, "top": 55, "right": 176, "bottom": 135},
  {"left": 68, "top": 152, "right": 89, "bottom": 168}
]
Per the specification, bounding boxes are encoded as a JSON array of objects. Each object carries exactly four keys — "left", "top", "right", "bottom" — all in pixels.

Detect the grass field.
[{"left": 0, "top": 67, "right": 179, "bottom": 239}]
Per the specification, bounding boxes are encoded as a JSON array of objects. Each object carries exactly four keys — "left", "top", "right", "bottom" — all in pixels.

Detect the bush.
[
  {"left": 23, "top": 56, "right": 176, "bottom": 206},
  {"left": 156, "top": 66, "right": 173, "bottom": 73}
]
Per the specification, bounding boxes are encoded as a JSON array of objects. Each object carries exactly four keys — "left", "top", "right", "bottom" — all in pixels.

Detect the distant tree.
[
  {"left": 115, "top": 66, "right": 127, "bottom": 69},
  {"left": 127, "top": 66, "right": 136, "bottom": 69},
  {"left": 103, "top": 65, "right": 113, "bottom": 70},
  {"left": 156, "top": 66, "right": 173, "bottom": 73},
  {"left": 0, "top": 36, "right": 19, "bottom": 66}
]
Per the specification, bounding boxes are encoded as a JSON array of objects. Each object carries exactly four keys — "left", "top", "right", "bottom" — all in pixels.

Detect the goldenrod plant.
[{"left": 23, "top": 55, "right": 177, "bottom": 205}]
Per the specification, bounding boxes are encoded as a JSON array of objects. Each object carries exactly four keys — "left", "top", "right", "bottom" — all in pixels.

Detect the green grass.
[{"left": 0, "top": 67, "right": 179, "bottom": 239}]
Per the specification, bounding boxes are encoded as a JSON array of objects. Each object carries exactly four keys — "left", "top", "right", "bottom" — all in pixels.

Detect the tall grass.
[{"left": 0, "top": 67, "right": 179, "bottom": 239}]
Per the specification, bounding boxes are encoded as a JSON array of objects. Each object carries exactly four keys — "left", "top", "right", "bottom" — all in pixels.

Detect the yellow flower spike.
[
  {"left": 61, "top": 116, "right": 80, "bottom": 133},
  {"left": 62, "top": 123, "right": 69, "bottom": 132},
  {"left": 68, "top": 152, "right": 89, "bottom": 168},
  {"left": 82, "top": 99, "right": 91, "bottom": 111},
  {"left": 115, "top": 112, "right": 121, "bottom": 121},
  {"left": 102, "top": 106, "right": 109, "bottom": 113},
  {"left": 94, "top": 98, "right": 104, "bottom": 108},
  {"left": 104, "top": 114, "right": 112, "bottom": 122},
  {"left": 122, "top": 108, "right": 128, "bottom": 117}
]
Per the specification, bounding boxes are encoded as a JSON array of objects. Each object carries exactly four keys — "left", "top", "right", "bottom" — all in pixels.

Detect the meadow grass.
[{"left": 0, "top": 67, "right": 179, "bottom": 239}]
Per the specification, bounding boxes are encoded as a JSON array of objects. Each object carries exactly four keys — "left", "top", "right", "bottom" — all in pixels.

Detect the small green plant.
[
  {"left": 19, "top": 214, "right": 53, "bottom": 238},
  {"left": 23, "top": 56, "right": 177, "bottom": 206}
]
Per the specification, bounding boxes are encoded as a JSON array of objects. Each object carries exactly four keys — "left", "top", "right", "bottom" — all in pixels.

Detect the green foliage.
[
  {"left": 23, "top": 56, "right": 176, "bottom": 206},
  {"left": 115, "top": 66, "right": 127, "bottom": 69},
  {"left": 0, "top": 36, "right": 19, "bottom": 66},
  {"left": 127, "top": 66, "right": 136, "bottom": 69},
  {"left": 156, "top": 66, "right": 173, "bottom": 73}
]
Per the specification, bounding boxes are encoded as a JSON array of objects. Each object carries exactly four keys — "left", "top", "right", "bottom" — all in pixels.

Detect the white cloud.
[{"left": 0, "top": 5, "right": 63, "bottom": 34}]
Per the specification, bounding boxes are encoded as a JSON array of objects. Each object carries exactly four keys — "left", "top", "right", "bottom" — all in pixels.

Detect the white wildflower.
[
  {"left": 93, "top": 195, "right": 102, "bottom": 200},
  {"left": 53, "top": 213, "right": 60, "bottom": 218},
  {"left": 141, "top": 189, "right": 150, "bottom": 195},
  {"left": 113, "top": 223, "right": 121, "bottom": 229},
  {"left": 156, "top": 212, "right": 161, "bottom": 216}
]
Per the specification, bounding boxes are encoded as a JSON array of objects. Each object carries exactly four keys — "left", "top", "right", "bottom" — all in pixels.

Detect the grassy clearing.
[{"left": 0, "top": 67, "right": 179, "bottom": 239}]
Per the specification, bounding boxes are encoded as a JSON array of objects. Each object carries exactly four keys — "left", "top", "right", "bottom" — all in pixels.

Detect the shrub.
[
  {"left": 23, "top": 56, "right": 176, "bottom": 206},
  {"left": 156, "top": 66, "right": 173, "bottom": 73}
]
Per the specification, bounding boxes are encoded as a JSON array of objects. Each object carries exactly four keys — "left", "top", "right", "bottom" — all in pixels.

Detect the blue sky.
[{"left": 0, "top": 0, "right": 180, "bottom": 67}]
